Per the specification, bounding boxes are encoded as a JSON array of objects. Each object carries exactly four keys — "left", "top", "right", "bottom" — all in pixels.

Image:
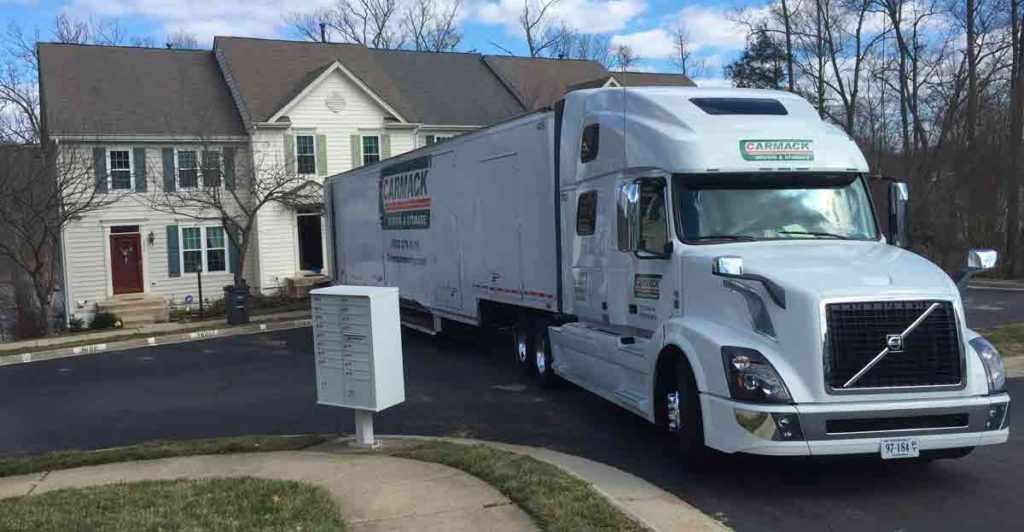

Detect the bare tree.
[
  {"left": 518, "top": 0, "right": 568, "bottom": 57},
  {"left": 166, "top": 30, "right": 200, "bottom": 50},
  {"left": 611, "top": 43, "right": 638, "bottom": 72},
  {"left": 671, "top": 25, "right": 707, "bottom": 78},
  {"left": 147, "top": 138, "right": 321, "bottom": 288},
  {"left": 404, "top": 0, "right": 462, "bottom": 52},
  {"left": 0, "top": 144, "right": 123, "bottom": 335}
]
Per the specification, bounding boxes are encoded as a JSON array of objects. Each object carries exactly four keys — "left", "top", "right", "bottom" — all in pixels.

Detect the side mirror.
[
  {"left": 712, "top": 256, "right": 786, "bottom": 308},
  {"left": 952, "top": 248, "right": 998, "bottom": 291},
  {"left": 888, "top": 181, "right": 909, "bottom": 248}
]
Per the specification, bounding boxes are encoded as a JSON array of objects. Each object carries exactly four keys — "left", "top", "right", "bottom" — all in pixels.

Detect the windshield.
[{"left": 673, "top": 173, "right": 878, "bottom": 243}]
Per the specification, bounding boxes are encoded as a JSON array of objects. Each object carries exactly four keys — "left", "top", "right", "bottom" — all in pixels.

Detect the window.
[
  {"left": 637, "top": 181, "right": 669, "bottom": 256},
  {"left": 576, "top": 191, "right": 597, "bottom": 235},
  {"left": 201, "top": 151, "right": 222, "bottom": 188},
  {"left": 295, "top": 134, "right": 316, "bottom": 175},
  {"left": 108, "top": 149, "right": 132, "bottom": 190},
  {"left": 362, "top": 135, "right": 380, "bottom": 165},
  {"left": 177, "top": 150, "right": 198, "bottom": 189},
  {"left": 180, "top": 226, "right": 227, "bottom": 274},
  {"left": 426, "top": 135, "right": 452, "bottom": 146},
  {"left": 689, "top": 98, "right": 788, "bottom": 116},
  {"left": 580, "top": 124, "right": 599, "bottom": 163}
]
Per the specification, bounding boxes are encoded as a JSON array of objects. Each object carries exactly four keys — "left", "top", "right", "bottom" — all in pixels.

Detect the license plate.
[{"left": 880, "top": 437, "right": 919, "bottom": 459}]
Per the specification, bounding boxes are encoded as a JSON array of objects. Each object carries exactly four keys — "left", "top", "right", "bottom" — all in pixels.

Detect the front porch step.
[{"left": 96, "top": 295, "right": 169, "bottom": 326}]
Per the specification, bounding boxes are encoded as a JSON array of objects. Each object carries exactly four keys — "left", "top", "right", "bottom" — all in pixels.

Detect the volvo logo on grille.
[{"left": 886, "top": 334, "right": 905, "bottom": 353}]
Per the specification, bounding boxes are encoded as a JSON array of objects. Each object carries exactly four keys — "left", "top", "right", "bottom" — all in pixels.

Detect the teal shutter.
[
  {"left": 315, "top": 134, "right": 328, "bottom": 176},
  {"left": 223, "top": 147, "right": 236, "bottom": 190},
  {"left": 350, "top": 135, "right": 361, "bottom": 168},
  {"left": 166, "top": 225, "right": 180, "bottom": 278},
  {"left": 284, "top": 134, "right": 295, "bottom": 177},
  {"left": 133, "top": 147, "right": 147, "bottom": 192},
  {"left": 93, "top": 147, "right": 107, "bottom": 193},
  {"left": 227, "top": 225, "right": 240, "bottom": 275},
  {"left": 381, "top": 134, "right": 391, "bottom": 159},
  {"left": 162, "top": 148, "right": 176, "bottom": 192}
]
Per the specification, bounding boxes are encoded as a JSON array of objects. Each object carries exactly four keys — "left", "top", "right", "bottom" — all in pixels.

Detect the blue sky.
[{"left": 0, "top": 0, "right": 771, "bottom": 85}]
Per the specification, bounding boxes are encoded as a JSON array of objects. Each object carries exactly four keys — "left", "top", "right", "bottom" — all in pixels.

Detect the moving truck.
[{"left": 324, "top": 87, "right": 1010, "bottom": 463}]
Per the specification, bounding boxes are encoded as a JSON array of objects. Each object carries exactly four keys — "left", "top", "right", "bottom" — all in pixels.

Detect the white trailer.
[{"left": 325, "top": 87, "right": 1010, "bottom": 465}]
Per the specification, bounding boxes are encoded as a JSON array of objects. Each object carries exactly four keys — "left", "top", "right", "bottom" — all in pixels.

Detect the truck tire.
[
  {"left": 513, "top": 319, "right": 534, "bottom": 375},
  {"left": 662, "top": 356, "right": 711, "bottom": 469},
  {"left": 533, "top": 326, "right": 558, "bottom": 387}
]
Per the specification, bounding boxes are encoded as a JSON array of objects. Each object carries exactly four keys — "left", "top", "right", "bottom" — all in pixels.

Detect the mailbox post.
[{"left": 310, "top": 285, "right": 404, "bottom": 448}]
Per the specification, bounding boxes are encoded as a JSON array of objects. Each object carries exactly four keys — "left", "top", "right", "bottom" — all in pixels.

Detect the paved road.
[
  {"left": 0, "top": 329, "right": 1019, "bottom": 532},
  {"left": 964, "top": 285, "right": 1024, "bottom": 327}
]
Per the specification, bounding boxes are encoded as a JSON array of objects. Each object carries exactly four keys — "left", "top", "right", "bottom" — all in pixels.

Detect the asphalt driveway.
[{"left": 0, "top": 328, "right": 1019, "bottom": 532}]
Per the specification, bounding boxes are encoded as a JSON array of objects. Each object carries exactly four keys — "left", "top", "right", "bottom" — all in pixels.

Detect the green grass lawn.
[
  {"left": 978, "top": 323, "right": 1024, "bottom": 357},
  {"left": 0, "top": 434, "right": 332, "bottom": 478},
  {"left": 0, "top": 477, "right": 344, "bottom": 532},
  {"left": 392, "top": 440, "right": 647, "bottom": 532}
]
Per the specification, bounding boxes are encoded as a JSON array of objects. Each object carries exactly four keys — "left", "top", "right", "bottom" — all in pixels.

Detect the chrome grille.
[{"left": 825, "top": 300, "right": 961, "bottom": 390}]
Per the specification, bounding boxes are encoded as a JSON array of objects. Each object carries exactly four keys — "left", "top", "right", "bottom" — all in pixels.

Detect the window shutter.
[
  {"left": 315, "top": 134, "right": 328, "bottom": 176},
  {"left": 133, "top": 148, "right": 147, "bottom": 192},
  {"left": 166, "top": 225, "right": 180, "bottom": 278},
  {"left": 93, "top": 147, "right": 107, "bottom": 193},
  {"left": 426, "top": 135, "right": 435, "bottom": 146},
  {"left": 381, "top": 135, "right": 391, "bottom": 159},
  {"left": 223, "top": 147, "right": 236, "bottom": 190},
  {"left": 227, "top": 224, "right": 240, "bottom": 274},
  {"left": 162, "top": 148, "right": 176, "bottom": 192},
  {"left": 284, "top": 134, "right": 295, "bottom": 177},
  {"left": 350, "top": 135, "right": 361, "bottom": 168}
]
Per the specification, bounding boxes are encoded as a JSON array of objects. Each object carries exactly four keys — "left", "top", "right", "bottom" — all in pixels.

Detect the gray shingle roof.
[
  {"left": 213, "top": 37, "right": 526, "bottom": 126},
  {"left": 482, "top": 55, "right": 610, "bottom": 110},
  {"left": 38, "top": 43, "right": 246, "bottom": 137}
]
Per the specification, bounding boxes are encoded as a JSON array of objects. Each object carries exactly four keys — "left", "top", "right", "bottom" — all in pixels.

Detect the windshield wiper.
[
  {"left": 777, "top": 230, "right": 849, "bottom": 240},
  {"left": 685, "top": 235, "right": 757, "bottom": 242}
]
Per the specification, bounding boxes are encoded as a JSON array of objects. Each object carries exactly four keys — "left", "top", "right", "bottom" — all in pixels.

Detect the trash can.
[{"left": 224, "top": 281, "right": 251, "bottom": 325}]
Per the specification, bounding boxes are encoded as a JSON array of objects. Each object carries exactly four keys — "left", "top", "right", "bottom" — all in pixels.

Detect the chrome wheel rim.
[
  {"left": 516, "top": 332, "right": 528, "bottom": 363},
  {"left": 536, "top": 343, "right": 547, "bottom": 374}
]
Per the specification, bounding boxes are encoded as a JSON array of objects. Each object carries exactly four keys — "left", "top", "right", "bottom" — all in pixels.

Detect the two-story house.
[{"left": 38, "top": 37, "right": 693, "bottom": 326}]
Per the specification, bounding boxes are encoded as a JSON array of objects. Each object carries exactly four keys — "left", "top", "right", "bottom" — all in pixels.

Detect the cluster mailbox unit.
[{"left": 311, "top": 285, "right": 405, "bottom": 447}]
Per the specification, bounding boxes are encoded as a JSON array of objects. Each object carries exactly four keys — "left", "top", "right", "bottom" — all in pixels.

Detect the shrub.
[
  {"left": 89, "top": 312, "right": 119, "bottom": 330},
  {"left": 68, "top": 316, "right": 85, "bottom": 332}
]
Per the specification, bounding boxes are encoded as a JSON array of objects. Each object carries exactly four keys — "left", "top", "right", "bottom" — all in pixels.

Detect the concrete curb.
[
  {"left": 0, "top": 316, "right": 312, "bottom": 367},
  {"left": 373, "top": 435, "right": 731, "bottom": 532}
]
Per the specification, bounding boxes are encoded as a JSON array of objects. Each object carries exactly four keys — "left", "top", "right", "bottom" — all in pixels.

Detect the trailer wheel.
[
  {"left": 513, "top": 319, "right": 534, "bottom": 375},
  {"left": 533, "top": 326, "right": 558, "bottom": 388},
  {"left": 659, "top": 354, "right": 712, "bottom": 469}
]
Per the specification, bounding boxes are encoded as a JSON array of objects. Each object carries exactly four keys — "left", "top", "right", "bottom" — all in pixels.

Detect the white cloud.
[
  {"left": 669, "top": 5, "right": 766, "bottom": 52},
  {"left": 691, "top": 76, "right": 733, "bottom": 88},
  {"left": 70, "top": 0, "right": 336, "bottom": 44},
  {"left": 475, "top": 0, "right": 647, "bottom": 35},
  {"left": 610, "top": 29, "right": 673, "bottom": 59}
]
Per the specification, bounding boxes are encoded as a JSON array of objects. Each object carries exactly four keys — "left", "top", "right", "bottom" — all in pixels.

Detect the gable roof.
[
  {"left": 566, "top": 72, "right": 697, "bottom": 93},
  {"left": 37, "top": 43, "right": 245, "bottom": 137},
  {"left": 482, "top": 55, "right": 610, "bottom": 111},
  {"left": 214, "top": 37, "right": 526, "bottom": 126}
]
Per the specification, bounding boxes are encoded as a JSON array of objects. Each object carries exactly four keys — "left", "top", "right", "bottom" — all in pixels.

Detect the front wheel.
[{"left": 660, "top": 356, "right": 712, "bottom": 469}]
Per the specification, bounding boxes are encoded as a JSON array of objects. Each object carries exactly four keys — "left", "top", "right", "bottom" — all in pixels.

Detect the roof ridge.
[
  {"left": 37, "top": 41, "right": 210, "bottom": 53},
  {"left": 482, "top": 54, "right": 605, "bottom": 64}
]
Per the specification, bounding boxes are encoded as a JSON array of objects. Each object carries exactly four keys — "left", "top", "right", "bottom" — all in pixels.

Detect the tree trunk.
[
  {"left": 1006, "top": 0, "right": 1024, "bottom": 276},
  {"left": 781, "top": 0, "right": 795, "bottom": 92}
]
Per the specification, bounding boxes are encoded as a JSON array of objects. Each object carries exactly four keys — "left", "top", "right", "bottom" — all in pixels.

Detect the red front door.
[{"left": 110, "top": 233, "right": 144, "bottom": 295}]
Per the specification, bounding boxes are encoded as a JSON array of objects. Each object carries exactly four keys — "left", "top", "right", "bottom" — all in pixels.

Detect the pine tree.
[{"left": 725, "top": 27, "right": 787, "bottom": 89}]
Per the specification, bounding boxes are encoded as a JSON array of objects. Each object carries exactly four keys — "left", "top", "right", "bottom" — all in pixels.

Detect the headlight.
[
  {"left": 721, "top": 347, "right": 792, "bottom": 404},
  {"left": 970, "top": 336, "right": 1006, "bottom": 394}
]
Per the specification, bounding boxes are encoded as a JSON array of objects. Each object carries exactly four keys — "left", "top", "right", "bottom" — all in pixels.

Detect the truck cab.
[{"left": 546, "top": 87, "right": 1010, "bottom": 460}]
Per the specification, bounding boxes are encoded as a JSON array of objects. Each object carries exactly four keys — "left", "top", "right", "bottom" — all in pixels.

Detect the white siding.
[
  {"left": 252, "top": 68, "right": 419, "bottom": 292},
  {"left": 62, "top": 143, "right": 256, "bottom": 323}
]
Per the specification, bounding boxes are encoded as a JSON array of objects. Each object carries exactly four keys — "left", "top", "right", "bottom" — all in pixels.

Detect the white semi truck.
[{"left": 324, "top": 87, "right": 1009, "bottom": 463}]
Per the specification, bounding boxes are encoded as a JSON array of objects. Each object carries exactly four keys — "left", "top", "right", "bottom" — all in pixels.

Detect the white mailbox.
[{"left": 310, "top": 285, "right": 404, "bottom": 447}]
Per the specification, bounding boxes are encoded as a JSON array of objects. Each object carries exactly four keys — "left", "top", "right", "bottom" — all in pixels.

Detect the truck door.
[{"left": 619, "top": 177, "right": 677, "bottom": 334}]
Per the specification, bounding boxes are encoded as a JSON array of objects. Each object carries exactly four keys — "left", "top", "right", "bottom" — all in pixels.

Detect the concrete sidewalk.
[
  {"left": 0, "top": 450, "right": 537, "bottom": 532},
  {"left": 0, "top": 309, "right": 311, "bottom": 367}
]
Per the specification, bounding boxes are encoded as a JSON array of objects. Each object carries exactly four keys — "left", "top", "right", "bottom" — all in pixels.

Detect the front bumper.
[{"left": 702, "top": 393, "right": 1010, "bottom": 456}]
